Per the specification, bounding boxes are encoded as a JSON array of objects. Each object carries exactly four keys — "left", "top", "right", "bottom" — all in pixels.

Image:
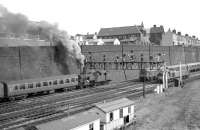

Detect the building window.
[
  {"left": 43, "top": 82, "right": 48, "bottom": 86},
  {"left": 128, "top": 106, "right": 131, "bottom": 113},
  {"left": 59, "top": 80, "right": 64, "bottom": 84},
  {"left": 71, "top": 78, "right": 75, "bottom": 82},
  {"left": 28, "top": 83, "right": 33, "bottom": 88},
  {"left": 36, "top": 83, "right": 41, "bottom": 87},
  {"left": 120, "top": 108, "right": 123, "bottom": 118},
  {"left": 89, "top": 123, "right": 94, "bottom": 130},
  {"left": 49, "top": 81, "right": 52, "bottom": 86},
  {"left": 14, "top": 85, "right": 18, "bottom": 90},
  {"left": 20, "top": 84, "right": 26, "bottom": 90},
  {"left": 110, "top": 112, "right": 113, "bottom": 121},
  {"left": 53, "top": 80, "right": 58, "bottom": 85},
  {"left": 65, "top": 79, "right": 70, "bottom": 83}
]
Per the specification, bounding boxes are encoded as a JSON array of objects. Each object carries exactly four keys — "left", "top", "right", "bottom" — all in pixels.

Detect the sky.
[{"left": 1, "top": 0, "right": 200, "bottom": 37}]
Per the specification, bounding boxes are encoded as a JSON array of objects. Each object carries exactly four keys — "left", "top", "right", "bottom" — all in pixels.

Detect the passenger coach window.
[
  {"left": 43, "top": 82, "right": 48, "bottom": 86},
  {"left": 53, "top": 80, "right": 58, "bottom": 85},
  {"left": 28, "top": 84, "right": 33, "bottom": 88},
  {"left": 20, "top": 84, "right": 25, "bottom": 90},
  {"left": 65, "top": 79, "right": 70, "bottom": 83},
  {"left": 59, "top": 80, "right": 64, "bottom": 84},
  {"left": 71, "top": 78, "right": 75, "bottom": 82},
  {"left": 36, "top": 83, "right": 41, "bottom": 87}
]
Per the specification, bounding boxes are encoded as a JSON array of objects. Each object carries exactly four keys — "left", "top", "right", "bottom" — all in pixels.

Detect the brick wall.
[
  {"left": 82, "top": 45, "right": 200, "bottom": 82},
  {"left": 0, "top": 46, "right": 79, "bottom": 81}
]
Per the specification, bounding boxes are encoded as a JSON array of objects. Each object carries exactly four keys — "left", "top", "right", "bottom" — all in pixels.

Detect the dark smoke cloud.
[
  {"left": 0, "top": 4, "right": 85, "bottom": 74},
  {"left": 0, "top": 5, "right": 28, "bottom": 35}
]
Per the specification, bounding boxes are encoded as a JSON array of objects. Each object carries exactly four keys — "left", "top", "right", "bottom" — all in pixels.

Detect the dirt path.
[{"left": 132, "top": 80, "right": 200, "bottom": 130}]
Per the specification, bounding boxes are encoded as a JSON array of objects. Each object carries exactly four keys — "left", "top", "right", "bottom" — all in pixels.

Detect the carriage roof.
[{"left": 5, "top": 74, "right": 78, "bottom": 85}]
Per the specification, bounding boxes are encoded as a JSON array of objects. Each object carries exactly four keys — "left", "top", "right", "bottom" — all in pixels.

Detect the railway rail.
[
  {"left": 2, "top": 84, "right": 155, "bottom": 130},
  {"left": 0, "top": 80, "right": 143, "bottom": 129},
  {"left": 1, "top": 73, "right": 200, "bottom": 129},
  {"left": 0, "top": 80, "right": 138, "bottom": 114}
]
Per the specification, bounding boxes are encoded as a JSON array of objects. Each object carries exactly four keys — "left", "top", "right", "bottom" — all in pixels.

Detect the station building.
[{"left": 90, "top": 98, "right": 135, "bottom": 130}]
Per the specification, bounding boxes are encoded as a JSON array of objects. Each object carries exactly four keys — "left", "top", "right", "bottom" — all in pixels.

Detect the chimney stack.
[
  {"left": 178, "top": 32, "right": 181, "bottom": 35},
  {"left": 172, "top": 29, "right": 176, "bottom": 33}
]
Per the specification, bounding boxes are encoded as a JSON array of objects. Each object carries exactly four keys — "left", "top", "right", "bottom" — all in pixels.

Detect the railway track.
[
  {"left": 2, "top": 74, "right": 200, "bottom": 129},
  {"left": 0, "top": 84, "right": 142, "bottom": 121},
  {"left": 0, "top": 80, "right": 144, "bottom": 128},
  {"left": 2, "top": 84, "right": 155, "bottom": 130},
  {"left": 0, "top": 80, "right": 138, "bottom": 114}
]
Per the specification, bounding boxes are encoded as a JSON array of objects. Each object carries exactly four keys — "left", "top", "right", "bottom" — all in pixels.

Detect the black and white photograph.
[{"left": 0, "top": 0, "right": 200, "bottom": 129}]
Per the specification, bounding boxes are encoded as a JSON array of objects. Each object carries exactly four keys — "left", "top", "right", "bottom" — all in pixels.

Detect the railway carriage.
[
  {"left": 0, "top": 74, "right": 79, "bottom": 100},
  {"left": 188, "top": 62, "right": 200, "bottom": 72},
  {"left": 0, "top": 70, "right": 111, "bottom": 101},
  {"left": 140, "top": 62, "right": 200, "bottom": 83}
]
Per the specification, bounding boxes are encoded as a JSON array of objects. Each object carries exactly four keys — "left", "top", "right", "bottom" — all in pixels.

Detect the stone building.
[
  {"left": 161, "top": 29, "right": 200, "bottom": 46},
  {"left": 149, "top": 25, "right": 165, "bottom": 45},
  {"left": 98, "top": 23, "right": 145, "bottom": 44}
]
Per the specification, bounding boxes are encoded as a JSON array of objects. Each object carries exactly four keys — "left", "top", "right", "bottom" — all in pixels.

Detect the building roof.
[
  {"left": 150, "top": 26, "right": 164, "bottom": 34},
  {"left": 95, "top": 98, "right": 134, "bottom": 113},
  {"left": 98, "top": 26, "right": 143, "bottom": 37},
  {"left": 36, "top": 112, "right": 100, "bottom": 130}
]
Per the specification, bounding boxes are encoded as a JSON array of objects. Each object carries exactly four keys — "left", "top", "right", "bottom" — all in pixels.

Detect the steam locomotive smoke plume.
[
  {"left": 0, "top": 4, "right": 85, "bottom": 73},
  {"left": 0, "top": 5, "right": 28, "bottom": 35}
]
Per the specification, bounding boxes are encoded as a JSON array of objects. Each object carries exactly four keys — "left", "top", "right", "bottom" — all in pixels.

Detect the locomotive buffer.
[{"left": 84, "top": 54, "right": 164, "bottom": 98}]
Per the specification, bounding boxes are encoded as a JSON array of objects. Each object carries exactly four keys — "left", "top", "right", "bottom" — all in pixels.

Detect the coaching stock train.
[
  {"left": 0, "top": 71, "right": 109, "bottom": 101},
  {"left": 140, "top": 62, "right": 200, "bottom": 84}
]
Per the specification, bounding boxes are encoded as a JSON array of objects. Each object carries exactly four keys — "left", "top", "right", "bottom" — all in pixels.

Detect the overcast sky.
[{"left": 1, "top": 0, "right": 200, "bottom": 37}]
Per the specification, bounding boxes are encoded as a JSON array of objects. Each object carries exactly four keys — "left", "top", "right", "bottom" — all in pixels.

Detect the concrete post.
[
  {"left": 165, "top": 70, "right": 168, "bottom": 88},
  {"left": 163, "top": 69, "right": 165, "bottom": 89}
]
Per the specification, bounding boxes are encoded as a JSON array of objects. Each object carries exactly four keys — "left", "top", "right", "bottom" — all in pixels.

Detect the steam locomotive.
[
  {"left": 139, "top": 62, "right": 200, "bottom": 83},
  {"left": 0, "top": 71, "right": 110, "bottom": 101}
]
